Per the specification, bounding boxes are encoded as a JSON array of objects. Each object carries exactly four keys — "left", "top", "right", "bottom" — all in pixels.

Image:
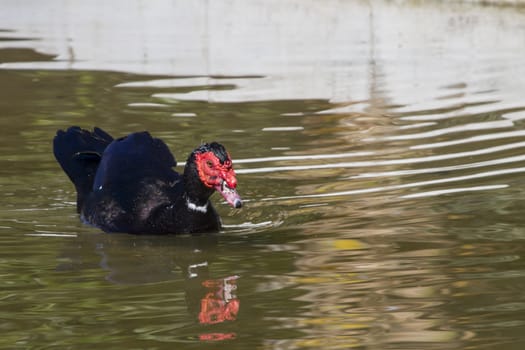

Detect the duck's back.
[
  {"left": 93, "top": 132, "right": 178, "bottom": 191},
  {"left": 82, "top": 132, "right": 186, "bottom": 233}
]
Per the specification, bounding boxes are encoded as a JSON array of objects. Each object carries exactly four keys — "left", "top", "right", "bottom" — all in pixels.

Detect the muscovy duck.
[{"left": 53, "top": 126, "right": 242, "bottom": 234}]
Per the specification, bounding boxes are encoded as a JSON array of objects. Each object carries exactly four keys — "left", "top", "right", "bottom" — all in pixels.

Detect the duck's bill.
[{"left": 215, "top": 181, "right": 243, "bottom": 208}]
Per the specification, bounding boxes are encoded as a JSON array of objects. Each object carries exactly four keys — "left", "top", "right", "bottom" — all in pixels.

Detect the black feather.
[{"left": 52, "top": 126, "right": 236, "bottom": 234}]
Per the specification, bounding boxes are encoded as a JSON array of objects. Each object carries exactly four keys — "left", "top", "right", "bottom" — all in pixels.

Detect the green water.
[{"left": 3, "top": 1, "right": 525, "bottom": 349}]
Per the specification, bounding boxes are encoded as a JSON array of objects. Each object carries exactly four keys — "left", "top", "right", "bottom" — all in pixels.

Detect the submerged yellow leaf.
[{"left": 333, "top": 239, "right": 366, "bottom": 250}]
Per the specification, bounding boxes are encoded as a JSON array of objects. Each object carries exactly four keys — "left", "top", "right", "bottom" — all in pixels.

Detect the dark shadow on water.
[{"left": 57, "top": 231, "right": 242, "bottom": 340}]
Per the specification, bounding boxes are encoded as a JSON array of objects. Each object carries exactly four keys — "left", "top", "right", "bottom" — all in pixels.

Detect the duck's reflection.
[
  {"left": 59, "top": 232, "right": 240, "bottom": 340},
  {"left": 197, "top": 275, "right": 240, "bottom": 341},
  {"left": 198, "top": 275, "right": 239, "bottom": 324}
]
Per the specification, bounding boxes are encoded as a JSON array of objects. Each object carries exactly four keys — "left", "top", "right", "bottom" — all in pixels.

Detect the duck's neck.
[
  {"left": 182, "top": 161, "right": 214, "bottom": 210},
  {"left": 184, "top": 195, "right": 209, "bottom": 213}
]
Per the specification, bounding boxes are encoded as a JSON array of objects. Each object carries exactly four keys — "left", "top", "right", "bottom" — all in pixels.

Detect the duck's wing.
[
  {"left": 92, "top": 132, "right": 180, "bottom": 212},
  {"left": 53, "top": 126, "right": 114, "bottom": 211}
]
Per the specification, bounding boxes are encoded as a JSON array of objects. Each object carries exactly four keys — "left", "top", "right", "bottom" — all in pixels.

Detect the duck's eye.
[{"left": 206, "top": 160, "right": 214, "bottom": 168}]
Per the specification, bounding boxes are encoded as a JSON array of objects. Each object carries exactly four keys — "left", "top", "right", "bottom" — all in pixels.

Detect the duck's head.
[{"left": 187, "top": 142, "right": 242, "bottom": 208}]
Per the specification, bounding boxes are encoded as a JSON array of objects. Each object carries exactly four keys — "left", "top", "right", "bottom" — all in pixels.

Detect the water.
[{"left": 2, "top": 1, "right": 525, "bottom": 349}]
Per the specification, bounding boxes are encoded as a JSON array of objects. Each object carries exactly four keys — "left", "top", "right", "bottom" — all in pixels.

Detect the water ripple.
[
  {"left": 352, "top": 154, "right": 525, "bottom": 179},
  {"left": 372, "top": 120, "right": 514, "bottom": 141},
  {"left": 411, "top": 130, "right": 525, "bottom": 149},
  {"left": 400, "top": 185, "right": 508, "bottom": 199},
  {"left": 236, "top": 141, "right": 525, "bottom": 174}
]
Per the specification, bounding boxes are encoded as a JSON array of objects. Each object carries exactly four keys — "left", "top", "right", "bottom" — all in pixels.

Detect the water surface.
[{"left": 2, "top": 1, "right": 525, "bottom": 349}]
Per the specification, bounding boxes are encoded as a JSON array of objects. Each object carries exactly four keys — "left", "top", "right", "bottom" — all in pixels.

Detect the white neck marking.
[{"left": 186, "top": 198, "right": 208, "bottom": 213}]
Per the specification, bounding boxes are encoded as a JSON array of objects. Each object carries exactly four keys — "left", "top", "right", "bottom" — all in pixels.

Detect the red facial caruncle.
[{"left": 195, "top": 151, "right": 242, "bottom": 208}]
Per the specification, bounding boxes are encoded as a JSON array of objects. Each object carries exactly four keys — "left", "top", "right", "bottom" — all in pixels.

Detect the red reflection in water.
[
  {"left": 199, "top": 275, "right": 240, "bottom": 325},
  {"left": 199, "top": 332, "right": 237, "bottom": 341}
]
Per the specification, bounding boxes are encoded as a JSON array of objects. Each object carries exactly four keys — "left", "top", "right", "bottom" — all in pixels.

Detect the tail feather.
[{"left": 53, "top": 126, "right": 113, "bottom": 211}]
